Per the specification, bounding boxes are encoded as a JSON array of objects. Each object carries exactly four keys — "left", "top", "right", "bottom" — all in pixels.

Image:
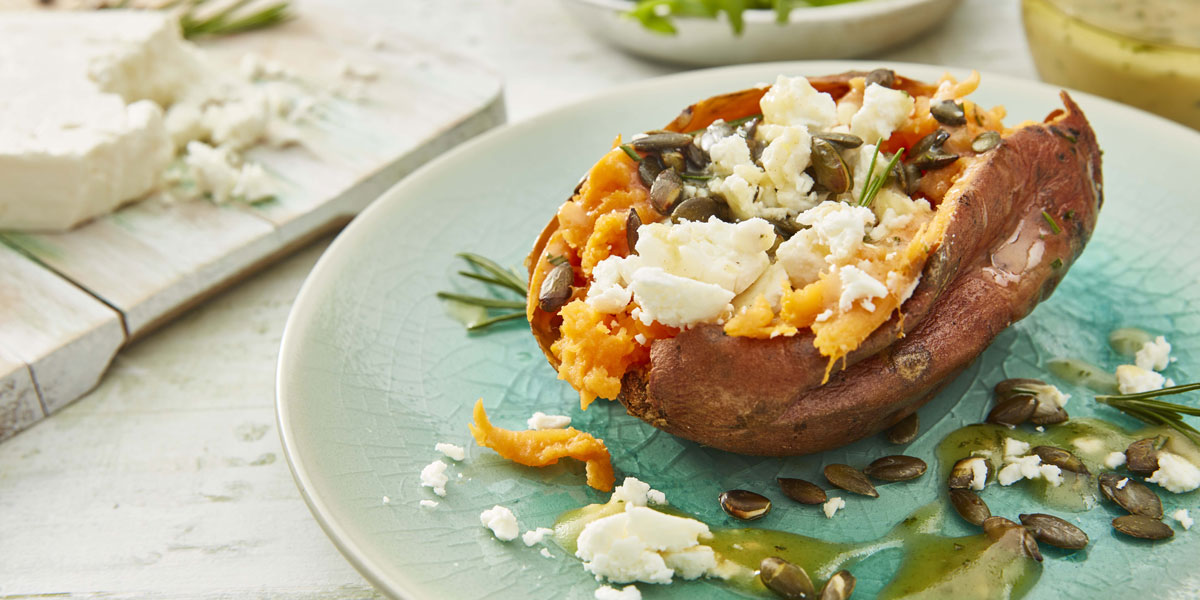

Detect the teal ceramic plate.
[{"left": 277, "top": 61, "right": 1200, "bottom": 599}]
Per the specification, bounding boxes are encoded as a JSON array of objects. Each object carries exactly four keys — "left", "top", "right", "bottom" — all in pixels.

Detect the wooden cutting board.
[{"left": 0, "top": 8, "right": 504, "bottom": 441}]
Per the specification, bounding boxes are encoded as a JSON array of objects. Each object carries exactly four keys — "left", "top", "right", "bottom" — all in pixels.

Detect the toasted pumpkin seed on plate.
[
  {"left": 720, "top": 489, "right": 771, "bottom": 521},
  {"left": 824, "top": 464, "right": 878, "bottom": 498},
  {"left": 759, "top": 556, "right": 815, "bottom": 600}
]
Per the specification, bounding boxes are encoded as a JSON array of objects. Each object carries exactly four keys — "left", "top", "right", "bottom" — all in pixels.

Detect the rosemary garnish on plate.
[
  {"left": 1095, "top": 382, "right": 1200, "bottom": 445},
  {"left": 98, "top": 0, "right": 292, "bottom": 39},
  {"left": 437, "top": 253, "right": 529, "bottom": 332}
]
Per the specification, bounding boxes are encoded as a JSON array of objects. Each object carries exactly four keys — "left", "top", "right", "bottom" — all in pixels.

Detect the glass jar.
[{"left": 1022, "top": 0, "right": 1200, "bottom": 130}]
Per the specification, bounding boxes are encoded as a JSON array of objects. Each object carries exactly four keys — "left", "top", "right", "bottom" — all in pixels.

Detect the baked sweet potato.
[{"left": 526, "top": 70, "right": 1102, "bottom": 456}]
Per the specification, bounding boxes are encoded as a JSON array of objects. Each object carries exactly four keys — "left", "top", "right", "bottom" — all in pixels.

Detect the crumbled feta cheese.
[
  {"left": 634, "top": 333, "right": 648, "bottom": 345},
  {"left": 732, "top": 262, "right": 790, "bottom": 312},
  {"left": 420, "top": 460, "right": 449, "bottom": 497},
  {"left": 575, "top": 505, "right": 719, "bottom": 584},
  {"left": 480, "top": 505, "right": 519, "bottom": 541},
  {"left": 541, "top": 547, "right": 555, "bottom": 558},
  {"left": 1147, "top": 452, "right": 1200, "bottom": 493},
  {"left": 998, "top": 455, "right": 1043, "bottom": 486},
  {"left": 1071, "top": 437, "right": 1104, "bottom": 455},
  {"left": 760, "top": 75, "right": 839, "bottom": 132},
  {"left": 1104, "top": 451, "right": 1127, "bottom": 469},
  {"left": 630, "top": 268, "right": 734, "bottom": 328},
  {"left": 815, "top": 309, "right": 834, "bottom": 323},
  {"left": 797, "top": 201, "right": 877, "bottom": 263},
  {"left": 1039, "top": 464, "right": 1064, "bottom": 487},
  {"left": 647, "top": 489, "right": 669, "bottom": 506},
  {"left": 523, "top": 527, "right": 554, "bottom": 546},
  {"left": 595, "top": 584, "right": 642, "bottom": 600},
  {"left": 836, "top": 265, "right": 889, "bottom": 313},
  {"left": 849, "top": 83, "right": 914, "bottom": 144},
  {"left": 419, "top": 499, "right": 438, "bottom": 509},
  {"left": 1035, "top": 426, "right": 1045, "bottom": 432},
  {"left": 435, "top": 442, "right": 466, "bottom": 461},
  {"left": 1116, "top": 478, "right": 1129, "bottom": 490},
  {"left": 823, "top": 496, "right": 846, "bottom": 519},
  {"left": 759, "top": 125, "right": 814, "bottom": 198},
  {"left": 1005, "top": 438, "right": 1032, "bottom": 458},
  {"left": 382, "top": 496, "right": 390, "bottom": 504},
  {"left": 969, "top": 458, "right": 989, "bottom": 491},
  {"left": 612, "top": 477, "right": 669, "bottom": 507},
  {"left": 1135, "top": 336, "right": 1172, "bottom": 372},
  {"left": 527, "top": 412, "right": 572, "bottom": 430},
  {"left": 586, "top": 258, "right": 634, "bottom": 313},
  {"left": 709, "top": 134, "right": 758, "bottom": 178},
  {"left": 1172, "top": 509, "right": 1193, "bottom": 530},
  {"left": 1116, "top": 364, "right": 1165, "bottom": 394}
]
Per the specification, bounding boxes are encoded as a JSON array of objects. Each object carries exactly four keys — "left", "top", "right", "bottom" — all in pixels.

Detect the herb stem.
[
  {"left": 1094, "top": 381, "right": 1200, "bottom": 446},
  {"left": 467, "top": 312, "right": 525, "bottom": 331},
  {"left": 619, "top": 144, "right": 643, "bottom": 163},
  {"left": 1042, "top": 210, "right": 1062, "bottom": 234},
  {"left": 457, "top": 270, "right": 526, "bottom": 296},
  {"left": 457, "top": 252, "right": 528, "bottom": 295},
  {"left": 1095, "top": 382, "right": 1200, "bottom": 402},
  {"left": 435, "top": 292, "right": 526, "bottom": 310}
]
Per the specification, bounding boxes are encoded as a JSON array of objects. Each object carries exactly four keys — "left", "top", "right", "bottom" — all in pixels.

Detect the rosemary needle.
[
  {"left": 1095, "top": 382, "right": 1200, "bottom": 445},
  {"left": 439, "top": 253, "right": 530, "bottom": 332}
]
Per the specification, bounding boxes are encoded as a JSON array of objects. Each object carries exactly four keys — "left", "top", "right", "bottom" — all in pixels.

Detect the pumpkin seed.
[
  {"left": 1030, "top": 403, "right": 1069, "bottom": 426},
  {"left": 536, "top": 262, "right": 573, "bottom": 313},
  {"left": 1019, "top": 513, "right": 1088, "bottom": 549},
  {"left": 891, "top": 160, "right": 921, "bottom": 196},
  {"left": 865, "top": 68, "right": 895, "bottom": 89},
  {"left": 1125, "top": 436, "right": 1166, "bottom": 475},
  {"left": 819, "top": 570, "right": 856, "bottom": 600},
  {"left": 910, "top": 150, "right": 959, "bottom": 170},
  {"left": 863, "top": 455, "right": 927, "bottom": 482},
  {"left": 909, "top": 129, "right": 950, "bottom": 160},
  {"left": 931, "top": 100, "right": 967, "bottom": 126},
  {"left": 948, "top": 456, "right": 992, "bottom": 490},
  {"left": 971, "top": 131, "right": 1002, "bottom": 153},
  {"left": 1112, "top": 514, "right": 1174, "bottom": 540},
  {"left": 768, "top": 218, "right": 801, "bottom": 241},
  {"left": 649, "top": 169, "right": 683, "bottom": 215},
  {"left": 823, "top": 464, "right": 878, "bottom": 498},
  {"left": 986, "top": 394, "right": 1037, "bottom": 427},
  {"left": 778, "top": 478, "right": 827, "bottom": 505},
  {"left": 885, "top": 412, "right": 920, "bottom": 444},
  {"left": 671, "top": 196, "right": 721, "bottom": 223},
  {"left": 625, "top": 209, "right": 641, "bottom": 255},
  {"left": 995, "top": 378, "right": 1069, "bottom": 425},
  {"left": 638, "top": 153, "right": 663, "bottom": 187},
  {"left": 1032, "top": 446, "right": 1090, "bottom": 475},
  {"left": 720, "top": 489, "right": 772, "bottom": 521},
  {"left": 994, "top": 378, "right": 1046, "bottom": 402},
  {"left": 983, "top": 517, "right": 1043, "bottom": 562},
  {"left": 760, "top": 557, "right": 815, "bottom": 599},
  {"left": 814, "top": 132, "right": 863, "bottom": 150},
  {"left": 949, "top": 488, "right": 991, "bottom": 526},
  {"left": 1099, "top": 472, "right": 1163, "bottom": 519},
  {"left": 810, "top": 138, "right": 852, "bottom": 194},
  {"left": 685, "top": 143, "right": 709, "bottom": 169},
  {"left": 660, "top": 149, "right": 686, "bottom": 172},
  {"left": 631, "top": 131, "right": 694, "bottom": 152}
]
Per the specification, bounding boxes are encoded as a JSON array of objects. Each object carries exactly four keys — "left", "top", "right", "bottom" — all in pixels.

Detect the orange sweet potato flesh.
[
  {"left": 468, "top": 399, "right": 615, "bottom": 491},
  {"left": 528, "top": 73, "right": 1103, "bottom": 456}
]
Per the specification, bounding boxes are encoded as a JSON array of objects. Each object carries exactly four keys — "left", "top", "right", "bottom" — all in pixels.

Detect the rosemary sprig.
[
  {"left": 858, "top": 143, "right": 905, "bottom": 208},
  {"left": 619, "top": 144, "right": 643, "bottom": 162},
  {"left": 179, "top": 0, "right": 292, "bottom": 38},
  {"left": 1042, "top": 210, "right": 1062, "bottom": 234},
  {"left": 1095, "top": 382, "right": 1200, "bottom": 446},
  {"left": 438, "top": 253, "right": 529, "bottom": 332}
]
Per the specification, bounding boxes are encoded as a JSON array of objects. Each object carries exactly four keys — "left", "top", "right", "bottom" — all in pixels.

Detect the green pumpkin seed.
[
  {"left": 909, "top": 129, "right": 950, "bottom": 160},
  {"left": 671, "top": 196, "right": 721, "bottom": 223},
  {"left": 1099, "top": 472, "right": 1163, "bottom": 519},
  {"left": 995, "top": 378, "right": 1069, "bottom": 425},
  {"left": 778, "top": 478, "right": 827, "bottom": 505},
  {"left": 911, "top": 150, "right": 959, "bottom": 170},
  {"left": 931, "top": 100, "right": 966, "bottom": 126},
  {"left": 863, "top": 455, "right": 927, "bottom": 482},
  {"left": 949, "top": 488, "right": 991, "bottom": 526},
  {"left": 631, "top": 131, "right": 694, "bottom": 152},
  {"left": 660, "top": 149, "right": 686, "bottom": 172},
  {"left": 760, "top": 557, "right": 815, "bottom": 600},
  {"left": 649, "top": 169, "right": 683, "bottom": 215},
  {"left": 948, "top": 456, "right": 992, "bottom": 490},
  {"left": 536, "top": 262, "right": 573, "bottom": 313},
  {"left": 1019, "top": 513, "right": 1089, "bottom": 549},
  {"left": 819, "top": 570, "right": 856, "bottom": 600},
  {"left": 986, "top": 394, "right": 1037, "bottom": 427},
  {"left": 814, "top": 132, "right": 864, "bottom": 149},
  {"left": 1112, "top": 515, "right": 1174, "bottom": 540},
  {"left": 810, "top": 138, "right": 852, "bottom": 194},
  {"left": 983, "top": 517, "right": 1043, "bottom": 562},
  {"left": 1125, "top": 436, "right": 1166, "bottom": 475},
  {"left": 625, "top": 209, "right": 641, "bottom": 255},
  {"left": 885, "top": 412, "right": 920, "bottom": 444},
  {"left": 1032, "top": 446, "right": 1090, "bottom": 475},
  {"left": 638, "top": 153, "right": 663, "bottom": 187},
  {"left": 1030, "top": 402, "right": 1069, "bottom": 426},
  {"left": 824, "top": 464, "right": 878, "bottom": 498},
  {"left": 971, "top": 130, "right": 1002, "bottom": 153},
  {"left": 865, "top": 68, "right": 895, "bottom": 89},
  {"left": 720, "top": 489, "right": 772, "bottom": 521},
  {"left": 891, "top": 160, "right": 922, "bottom": 196}
]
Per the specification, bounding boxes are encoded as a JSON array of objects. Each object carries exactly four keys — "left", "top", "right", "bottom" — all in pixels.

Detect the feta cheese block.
[{"left": 0, "top": 11, "right": 205, "bottom": 231}]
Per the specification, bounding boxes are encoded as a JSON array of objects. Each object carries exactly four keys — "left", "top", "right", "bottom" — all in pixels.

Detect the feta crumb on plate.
[
  {"left": 1147, "top": 452, "right": 1200, "bottom": 493},
  {"left": 612, "top": 477, "right": 668, "bottom": 507},
  {"left": 595, "top": 584, "right": 642, "bottom": 600},
  {"left": 522, "top": 527, "right": 554, "bottom": 547},
  {"left": 576, "top": 505, "right": 720, "bottom": 584},
  {"left": 419, "top": 499, "right": 438, "bottom": 509},
  {"left": 1105, "top": 451, "right": 1127, "bottom": 469},
  {"left": 420, "top": 460, "right": 449, "bottom": 496},
  {"left": 1116, "top": 364, "right": 1165, "bottom": 395},
  {"left": 480, "top": 505, "right": 519, "bottom": 542},
  {"left": 527, "top": 412, "right": 572, "bottom": 430},
  {"left": 1172, "top": 509, "right": 1193, "bottom": 530},
  {"left": 1135, "top": 336, "right": 1172, "bottom": 372},
  {"left": 541, "top": 547, "right": 554, "bottom": 559},
  {"left": 823, "top": 497, "right": 846, "bottom": 519},
  {"left": 435, "top": 442, "right": 466, "bottom": 461}
]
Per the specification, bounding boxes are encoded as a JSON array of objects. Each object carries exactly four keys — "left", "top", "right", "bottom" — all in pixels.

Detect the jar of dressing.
[{"left": 1022, "top": 0, "right": 1200, "bottom": 130}]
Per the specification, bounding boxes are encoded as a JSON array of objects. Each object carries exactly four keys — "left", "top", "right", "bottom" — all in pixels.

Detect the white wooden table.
[{"left": 0, "top": 1, "right": 1036, "bottom": 597}]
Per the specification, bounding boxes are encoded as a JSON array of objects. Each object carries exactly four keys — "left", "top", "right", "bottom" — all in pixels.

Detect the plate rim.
[
  {"left": 275, "top": 59, "right": 1200, "bottom": 600},
  {"left": 564, "top": 0, "right": 957, "bottom": 23}
]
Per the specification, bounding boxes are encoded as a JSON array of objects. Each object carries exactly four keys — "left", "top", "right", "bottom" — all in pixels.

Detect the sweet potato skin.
[{"left": 620, "top": 93, "right": 1101, "bottom": 455}]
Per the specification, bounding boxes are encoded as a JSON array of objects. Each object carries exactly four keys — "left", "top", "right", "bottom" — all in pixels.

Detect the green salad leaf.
[{"left": 625, "top": 0, "right": 866, "bottom": 36}]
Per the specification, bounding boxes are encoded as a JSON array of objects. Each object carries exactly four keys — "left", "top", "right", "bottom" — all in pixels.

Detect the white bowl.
[{"left": 560, "top": 0, "right": 963, "bottom": 66}]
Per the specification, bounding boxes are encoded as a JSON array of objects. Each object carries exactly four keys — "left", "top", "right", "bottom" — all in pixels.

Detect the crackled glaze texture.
[{"left": 277, "top": 62, "right": 1200, "bottom": 600}]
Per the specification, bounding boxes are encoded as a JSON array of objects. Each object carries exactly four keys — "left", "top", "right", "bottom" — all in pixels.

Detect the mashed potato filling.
[{"left": 539, "top": 72, "right": 1002, "bottom": 405}]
